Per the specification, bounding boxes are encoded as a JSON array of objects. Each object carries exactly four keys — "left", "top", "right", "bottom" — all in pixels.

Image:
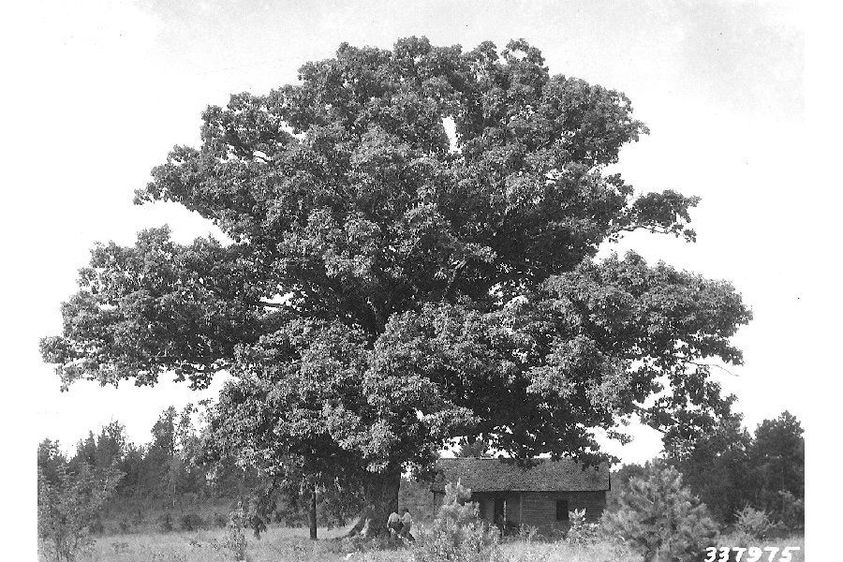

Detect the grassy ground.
[
  {"left": 41, "top": 526, "right": 806, "bottom": 562},
  {"left": 64, "top": 526, "right": 393, "bottom": 562}
]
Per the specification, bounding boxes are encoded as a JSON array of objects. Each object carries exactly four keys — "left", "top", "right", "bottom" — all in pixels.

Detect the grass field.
[{"left": 40, "top": 525, "right": 805, "bottom": 562}]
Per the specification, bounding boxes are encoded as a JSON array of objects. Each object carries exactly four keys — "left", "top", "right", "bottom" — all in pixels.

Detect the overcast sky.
[{"left": 5, "top": 0, "right": 832, "bottom": 478}]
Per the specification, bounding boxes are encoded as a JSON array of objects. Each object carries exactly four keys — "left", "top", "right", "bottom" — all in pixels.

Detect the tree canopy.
[{"left": 42, "top": 37, "right": 751, "bottom": 533}]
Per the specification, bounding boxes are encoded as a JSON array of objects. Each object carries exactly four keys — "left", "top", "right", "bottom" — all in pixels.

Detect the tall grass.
[{"left": 39, "top": 526, "right": 805, "bottom": 562}]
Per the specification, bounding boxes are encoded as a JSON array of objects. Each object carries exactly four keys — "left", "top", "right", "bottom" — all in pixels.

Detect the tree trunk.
[
  {"left": 309, "top": 484, "right": 318, "bottom": 540},
  {"left": 344, "top": 469, "right": 401, "bottom": 538}
]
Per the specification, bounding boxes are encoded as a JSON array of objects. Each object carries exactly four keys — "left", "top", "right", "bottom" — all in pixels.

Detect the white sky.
[{"left": 3, "top": 4, "right": 841, "bottom": 546}]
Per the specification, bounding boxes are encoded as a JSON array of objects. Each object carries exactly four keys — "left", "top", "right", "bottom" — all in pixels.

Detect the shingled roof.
[{"left": 430, "top": 458, "right": 610, "bottom": 493}]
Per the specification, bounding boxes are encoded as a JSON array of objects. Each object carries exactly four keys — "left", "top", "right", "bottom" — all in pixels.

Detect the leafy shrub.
[
  {"left": 729, "top": 506, "right": 776, "bottom": 559},
  {"left": 777, "top": 490, "right": 804, "bottom": 531},
  {"left": 566, "top": 508, "right": 599, "bottom": 545},
  {"left": 734, "top": 506, "right": 772, "bottom": 540},
  {"left": 209, "top": 506, "right": 249, "bottom": 560},
  {"left": 225, "top": 503, "right": 249, "bottom": 561},
  {"left": 158, "top": 512, "right": 174, "bottom": 533},
  {"left": 412, "top": 480, "right": 503, "bottom": 562},
  {"left": 179, "top": 512, "right": 205, "bottom": 531},
  {"left": 38, "top": 462, "right": 121, "bottom": 562},
  {"left": 213, "top": 511, "right": 228, "bottom": 528},
  {"left": 271, "top": 508, "right": 287, "bottom": 524},
  {"left": 601, "top": 461, "right": 719, "bottom": 562},
  {"left": 88, "top": 516, "right": 105, "bottom": 535},
  {"left": 516, "top": 525, "right": 538, "bottom": 543}
]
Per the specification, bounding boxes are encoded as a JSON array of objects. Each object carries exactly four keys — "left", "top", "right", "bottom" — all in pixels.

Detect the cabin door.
[{"left": 493, "top": 497, "right": 506, "bottom": 524}]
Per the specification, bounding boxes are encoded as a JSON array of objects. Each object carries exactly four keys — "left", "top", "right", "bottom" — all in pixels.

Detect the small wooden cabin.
[{"left": 430, "top": 457, "right": 610, "bottom": 532}]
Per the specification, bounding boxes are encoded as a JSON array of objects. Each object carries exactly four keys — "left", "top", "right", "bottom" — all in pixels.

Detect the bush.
[
  {"left": 412, "top": 480, "right": 503, "bottom": 562},
  {"left": 777, "top": 491, "right": 804, "bottom": 531},
  {"left": 734, "top": 506, "right": 772, "bottom": 540},
  {"left": 516, "top": 525, "right": 538, "bottom": 543},
  {"left": 180, "top": 512, "right": 205, "bottom": 531},
  {"left": 158, "top": 512, "right": 174, "bottom": 533},
  {"left": 213, "top": 511, "right": 228, "bottom": 528},
  {"left": 225, "top": 503, "right": 249, "bottom": 561},
  {"left": 601, "top": 461, "right": 719, "bottom": 562},
  {"left": 38, "top": 462, "right": 121, "bottom": 562},
  {"left": 566, "top": 508, "right": 599, "bottom": 545},
  {"left": 88, "top": 516, "right": 105, "bottom": 535},
  {"left": 210, "top": 505, "right": 249, "bottom": 560},
  {"left": 117, "top": 518, "right": 132, "bottom": 534}
]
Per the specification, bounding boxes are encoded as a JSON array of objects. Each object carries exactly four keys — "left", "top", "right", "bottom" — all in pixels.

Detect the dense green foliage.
[
  {"left": 41, "top": 37, "right": 751, "bottom": 531},
  {"left": 748, "top": 412, "right": 804, "bottom": 522},
  {"left": 610, "top": 411, "right": 804, "bottom": 529},
  {"left": 606, "top": 462, "right": 647, "bottom": 512},
  {"left": 668, "top": 410, "right": 804, "bottom": 528},
  {"left": 664, "top": 412, "right": 751, "bottom": 524},
  {"left": 455, "top": 438, "right": 492, "bottom": 458}
]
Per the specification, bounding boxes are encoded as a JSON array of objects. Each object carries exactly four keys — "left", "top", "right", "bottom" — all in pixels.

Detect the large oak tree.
[{"left": 42, "top": 38, "right": 750, "bottom": 535}]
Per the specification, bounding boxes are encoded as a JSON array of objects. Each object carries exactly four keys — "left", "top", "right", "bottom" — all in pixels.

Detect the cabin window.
[{"left": 555, "top": 499, "right": 569, "bottom": 521}]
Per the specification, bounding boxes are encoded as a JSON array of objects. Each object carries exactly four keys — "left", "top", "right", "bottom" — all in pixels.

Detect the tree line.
[
  {"left": 39, "top": 404, "right": 802, "bottom": 539},
  {"left": 610, "top": 411, "right": 804, "bottom": 529},
  {"left": 37, "top": 409, "right": 803, "bottom": 562},
  {"left": 38, "top": 404, "right": 435, "bottom": 538},
  {"left": 39, "top": 405, "right": 253, "bottom": 518}
]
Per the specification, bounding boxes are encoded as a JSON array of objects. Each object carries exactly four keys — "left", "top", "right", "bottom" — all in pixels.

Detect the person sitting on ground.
[
  {"left": 387, "top": 510, "right": 402, "bottom": 537},
  {"left": 399, "top": 508, "right": 414, "bottom": 541}
]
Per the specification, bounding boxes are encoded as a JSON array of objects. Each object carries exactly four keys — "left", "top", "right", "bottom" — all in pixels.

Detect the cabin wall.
[
  {"left": 432, "top": 490, "right": 607, "bottom": 531},
  {"left": 470, "top": 492, "right": 521, "bottom": 525},
  {"left": 520, "top": 491, "right": 606, "bottom": 530},
  {"left": 435, "top": 491, "right": 525, "bottom": 524}
]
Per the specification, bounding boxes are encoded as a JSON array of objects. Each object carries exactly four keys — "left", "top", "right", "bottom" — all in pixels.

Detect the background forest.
[{"left": 37, "top": 405, "right": 804, "bottom": 538}]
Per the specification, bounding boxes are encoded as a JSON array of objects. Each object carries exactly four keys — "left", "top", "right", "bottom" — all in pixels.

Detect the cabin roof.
[{"left": 430, "top": 457, "right": 610, "bottom": 493}]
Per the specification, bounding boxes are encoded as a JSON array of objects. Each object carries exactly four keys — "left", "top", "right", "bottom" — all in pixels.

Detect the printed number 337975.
[{"left": 704, "top": 546, "right": 801, "bottom": 562}]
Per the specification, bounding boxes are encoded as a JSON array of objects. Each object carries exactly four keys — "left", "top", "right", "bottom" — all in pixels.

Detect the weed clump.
[
  {"left": 213, "top": 511, "right": 228, "bottom": 528},
  {"left": 158, "top": 512, "right": 174, "bottom": 533},
  {"left": 179, "top": 512, "right": 205, "bottom": 532},
  {"left": 733, "top": 506, "right": 773, "bottom": 545},
  {"left": 117, "top": 517, "right": 132, "bottom": 534}
]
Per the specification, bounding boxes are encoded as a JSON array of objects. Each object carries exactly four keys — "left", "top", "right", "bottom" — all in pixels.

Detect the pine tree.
[{"left": 602, "top": 462, "right": 719, "bottom": 562}]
